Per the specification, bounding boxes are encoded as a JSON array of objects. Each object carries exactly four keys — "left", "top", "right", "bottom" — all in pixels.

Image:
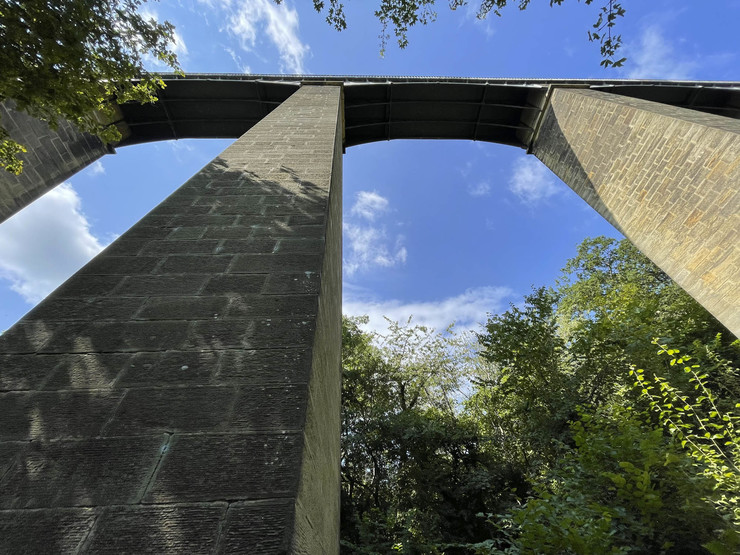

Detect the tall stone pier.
[
  {"left": 0, "top": 77, "right": 738, "bottom": 553},
  {"left": 0, "top": 85, "right": 343, "bottom": 553},
  {"left": 532, "top": 88, "right": 740, "bottom": 334}
]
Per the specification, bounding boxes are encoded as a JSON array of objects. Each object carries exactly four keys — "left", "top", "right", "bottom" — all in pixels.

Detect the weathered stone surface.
[
  {"left": 157, "top": 254, "right": 234, "bottom": 274},
  {"left": 0, "top": 390, "right": 121, "bottom": 440},
  {"left": 0, "top": 84, "right": 343, "bottom": 553},
  {"left": 84, "top": 504, "right": 227, "bottom": 554},
  {"left": 0, "top": 101, "right": 109, "bottom": 224},
  {"left": 118, "top": 351, "right": 220, "bottom": 386},
  {"left": 78, "top": 256, "right": 161, "bottom": 275},
  {"left": 103, "top": 387, "right": 237, "bottom": 435},
  {"left": 533, "top": 88, "right": 740, "bottom": 336},
  {"left": 0, "top": 354, "right": 60, "bottom": 391},
  {"left": 144, "top": 433, "right": 302, "bottom": 503},
  {"left": 0, "top": 321, "right": 57, "bottom": 353},
  {"left": 230, "top": 385, "right": 308, "bottom": 431},
  {"left": 115, "top": 275, "right": 208, "bottom": 296},
  {"left": 187, "top": 318, "right": 315, "bottom": 350},
  {"left": 43, "top": 353, "right": 132, "bottom": 390},
  {"left": 0, "top": 508, "right": 97, "bottom": 554},
  {"left": 135, "top": 296, "right": 229, "bottom": 320},
  {"left": 0, "top": 435, "right": 167, "bottom": 508},
  {"left": 217, "top": 348, "right": 312, "bottom": 384},
  {"left": 263, "top": 272, "right": 321, "bottom": 295},
  {"left": 220, "top": 500, "right": 293, "bottom": 554},
  {"left": 229, "top": 253, "right": 323, "bottom": 273},
  {"left": 202, "top": 274, "right": 267, "bottom": 295},
  {"left": 23, "top": 297, "right": 144, "bottom": 322},
  {"left": 225, "top": 294, "right": 317, "bottom": 319},
  {"left": 40, "top": 321, "right": 190, "bottom": 353}
]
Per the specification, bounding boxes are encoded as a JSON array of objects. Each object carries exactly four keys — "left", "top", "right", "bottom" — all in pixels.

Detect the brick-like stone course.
[
  {"left": 533, "top": 88, "right": 740, "bottom": 336},
  {"left": 0, "top": 85, "right": 342, "bottom": 553},
  {"left": 0, "top": 102, "right": 111, "bottom": 224}
]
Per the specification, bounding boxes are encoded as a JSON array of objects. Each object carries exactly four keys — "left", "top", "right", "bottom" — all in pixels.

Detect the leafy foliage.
[
  {"left": 301, "top": 0, "right": 626, "bottom": 64},
  {"left": 341, "top": 236, "right": 739, "bottom": 553},
  {"left": 0, "top": 0, "right": 181, "bottom": 174}
]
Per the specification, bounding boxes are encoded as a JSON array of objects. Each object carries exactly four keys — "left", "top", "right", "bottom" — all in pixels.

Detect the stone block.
[
  {"left": 216, "top": 239, "right": 278, "bottom": 254},
  {"left": 219, "top": 500, "right": 293, "bottom": 554},
  {"left": 141, "top": 240, "right": 220, "bottom": 255},
  {"left": 115, "top": 275, "right": 208, "bottom": 296},
  {"left": 157, "top": 255, "right": 233, "bottom": 274},
  {"left": 229, "top": 253, "right": 322, "bottom": 274},
  {"left": 84, "top": 504, "right": 227, "bottom": 554},
  {"left": 103, "top": 386, "right": 237, "bottom": 435},
  {"left": 53, "top": 275, "right": 124, "bottom": 298},
  {"left": 226, "top": 294, "right": 317, "bottom": 319},
  {"left": 40, "top": 321, "right": 190, "bottom": 353},
  {"left": 43, "top": 353, "right": 132, "bottom": 390},
  {"left": 231, "top": 385, "right": 307, "bottom": 431},
  {"left": 78, "top": 256, "right": 160, "bottom": 275},
  {"left": 217, "top": 349, "right": 312, "bottom": 385},
  {"left": 0, "top": 508, "right": 96, "bottom": 554},
  {"left": 144, "top": 433, "right": 301, "bottom": 503},
  {"left": 135, "top": 296, "right": 229, "bottom": 320},
  {"left": 202, "top": 274, "right": 267, "bottom": 295},
  {"left": 0, "top": 435, "right": 168, "bottom": 508},
  {"left": 0, "top": 354, "right": 60, "bottom": 391},
  {"left": 187, "top": 319, "right": 314, "bottom": 350},
  {"left": 263, "top": 273, "right": 320, "bottom": 295},
  {"left": 0, "top": 390, "right": 122, "bottom": 440},
  {"left": 23, "top": 298, "right": 144, "bottom": 322},
  {"left": 118, "top": 351, "right": 220, "bottom": 386}
]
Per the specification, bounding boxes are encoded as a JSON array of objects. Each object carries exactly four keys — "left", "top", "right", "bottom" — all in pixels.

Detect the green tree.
[
  {"left": 0, "top": 0, "right": 181, "bottom": 174},
  {"left": 341, "top": 316, "right": 507, "bottom": 553},
  {"left": 294, "top": 0, "right": 626, "bottom": 65}
]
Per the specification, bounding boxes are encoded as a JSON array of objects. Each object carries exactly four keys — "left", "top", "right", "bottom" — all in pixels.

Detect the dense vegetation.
[{"left": 340, "top": 236, "right": 739, "bottom": 554}]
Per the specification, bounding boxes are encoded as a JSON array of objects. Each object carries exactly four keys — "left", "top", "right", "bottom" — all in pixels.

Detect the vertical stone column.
[
  {"left": 532, "top": 88, "right": 740, "bottom": 336},
  {"left": 0, "top": 85, "right": 342, "bottom": 553},
  {"left": 0, "top": 102, "right": 113, "bottom": 224}
]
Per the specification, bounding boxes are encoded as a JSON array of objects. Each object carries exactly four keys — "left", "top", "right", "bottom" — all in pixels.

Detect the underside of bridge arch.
[{"left": 0, "top": 77, "right": 738, "bottom": 553}]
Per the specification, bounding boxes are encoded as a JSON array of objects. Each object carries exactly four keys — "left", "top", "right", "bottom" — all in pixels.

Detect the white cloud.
[
  {"left": 467, "top": 181, "right": 491, "bottom": 197},
  {"left": 509, "top": 156, "right": 560, "bottom": 205},
  {"left": 344, "top": 224, "right": 407, "bottom": 275},
  {"left": 88, "top": 160, "right": 105, "bottom": 176},
  {"left": 205, "top": 0, "right": 309, "bottom": 73},
  {"left": 625, "top": 25, "right": 697, "bottom": 80},
  {"left": 0, "top": 183, "right": 105, "bottom": 304},
  {"left": 351, "top": 190, "right": 389, "bottom": 221},
  {"left": 343, "top": 285, "right": 515, "bottom": 336}
]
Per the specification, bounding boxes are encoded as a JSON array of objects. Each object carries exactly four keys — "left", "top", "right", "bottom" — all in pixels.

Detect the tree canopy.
[
  {"left": 0, "top": 0, "right": 181, "bottom": 174},
  {"left": 341, "top": 236, "right": 739, "bottom": 554},
  {"left": 298, "top": 0, "right": 626, "bottom": 65}
]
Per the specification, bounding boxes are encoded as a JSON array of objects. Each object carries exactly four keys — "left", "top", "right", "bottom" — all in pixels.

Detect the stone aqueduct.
[{"left": 0, "top": 76, "right": 738, "bottom": 553}]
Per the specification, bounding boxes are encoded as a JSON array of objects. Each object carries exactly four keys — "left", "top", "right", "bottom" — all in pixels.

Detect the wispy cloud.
[
  {"left": 344, "top": 190, "right": 406, "bottom": 275},
  {"left": 343, "top": 284, "right": 515, "bottom": 336},
  {"left": 625, "top": 25, "right": 697, "bottom": 80},
  {"left": 351, "top": 191, "right": 389, "bottom": 221},
  {"left": 202, "top": 0, "right": 309, "bottom": 73},
  {"left": 88, "top": 160, "right": 105, "bottom": 176},
  {"left": 467, "top": 181, "right": 491, "bottom": 197},
  {"left": 0, "top": 184, "right": 106, "bottom": 304},
  {"left": 343, "top": 224, "right": 407, "bottom": 275},
  {"left": 509, "top": 156, "right": 560, "bottom": 206}
]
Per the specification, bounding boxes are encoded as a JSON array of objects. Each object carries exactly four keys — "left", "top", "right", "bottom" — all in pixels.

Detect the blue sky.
[{"left": 0, "top": 0, "right": 737, "bottom": 334}]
